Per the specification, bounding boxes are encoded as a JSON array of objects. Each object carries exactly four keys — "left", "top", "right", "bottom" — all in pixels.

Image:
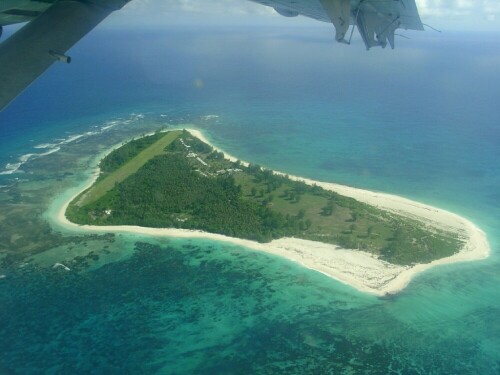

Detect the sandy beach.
[{"left": 53, "top": 128, "right": 490, "bottom": 296}]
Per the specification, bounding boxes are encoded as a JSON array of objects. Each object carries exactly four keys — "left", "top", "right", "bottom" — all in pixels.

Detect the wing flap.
[
  {"left": 354, "top": 0, "right": 423, "bottom": 50},
  {"left": 0, "top": 0, "right": 123, "bottom": 111},
  {"left": 319, "top": 0, "right": 351, "bottom": 43}
]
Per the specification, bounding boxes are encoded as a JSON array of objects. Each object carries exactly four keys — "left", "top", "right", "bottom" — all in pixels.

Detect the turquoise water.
[{"left": 0, "top": 27, "right": 499, "bottom": 373}]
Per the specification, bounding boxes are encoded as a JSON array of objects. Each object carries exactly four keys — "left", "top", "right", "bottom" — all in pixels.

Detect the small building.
[{"left": 196, "top": 157, "right": 208, "bottom": 166}]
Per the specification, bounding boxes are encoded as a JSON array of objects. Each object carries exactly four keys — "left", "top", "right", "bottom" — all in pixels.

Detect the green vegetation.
[{"left": 67, "top": 130, "right": 464, "bottom": 266}]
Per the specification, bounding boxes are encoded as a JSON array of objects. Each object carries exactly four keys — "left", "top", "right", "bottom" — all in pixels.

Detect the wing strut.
[{"left": 0, "top": 0, "right": 129, "bottom": 112}]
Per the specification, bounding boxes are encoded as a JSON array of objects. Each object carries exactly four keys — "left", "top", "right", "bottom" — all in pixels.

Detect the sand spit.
[{"left": 53, "top": 128, "right": 490, "bottom": 296}]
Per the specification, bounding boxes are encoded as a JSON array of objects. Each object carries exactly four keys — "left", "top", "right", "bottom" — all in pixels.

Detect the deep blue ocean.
[{"left": 0, "top": 26, "right": 499, "bottom": 374}]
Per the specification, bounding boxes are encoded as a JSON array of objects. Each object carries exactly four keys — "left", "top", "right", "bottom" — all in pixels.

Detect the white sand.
[{"left": 53, "top": 128, "right": 490, "bottom": 296}]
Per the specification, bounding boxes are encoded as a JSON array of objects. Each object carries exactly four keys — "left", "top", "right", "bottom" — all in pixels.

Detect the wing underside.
[{"left": 250, "top": 0, "right": 424, "bottom": 49}]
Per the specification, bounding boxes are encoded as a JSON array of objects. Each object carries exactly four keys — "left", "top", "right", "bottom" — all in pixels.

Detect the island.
[{"left": 60, "top": 129, "right": 490, "bottom": 295}]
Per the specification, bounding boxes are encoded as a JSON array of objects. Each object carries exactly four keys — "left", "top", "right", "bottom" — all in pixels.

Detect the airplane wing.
[
  {"left": 0, "top": 0, "right": 424, "bottom": 113},
  {"left": 0, "top": 0, "right": 130, "bottom": 112},
  {"left": 250, "top": 0, "right": 424, "bottom": 49}
]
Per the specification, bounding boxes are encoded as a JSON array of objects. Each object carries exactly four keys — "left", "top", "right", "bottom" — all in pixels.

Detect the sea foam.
[{"left": 0, "top": 114, "right": 146, "bottom": 175}]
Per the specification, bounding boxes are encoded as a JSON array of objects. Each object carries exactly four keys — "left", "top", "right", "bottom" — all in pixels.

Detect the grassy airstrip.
[{"left": 76, "top": 130, "right": 181, "bottom": 206}]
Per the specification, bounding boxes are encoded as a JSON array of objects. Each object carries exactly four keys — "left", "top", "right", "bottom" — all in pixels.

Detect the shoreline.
[{"left": 52, "top": 127, "right": 490, "bottom": 296}]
